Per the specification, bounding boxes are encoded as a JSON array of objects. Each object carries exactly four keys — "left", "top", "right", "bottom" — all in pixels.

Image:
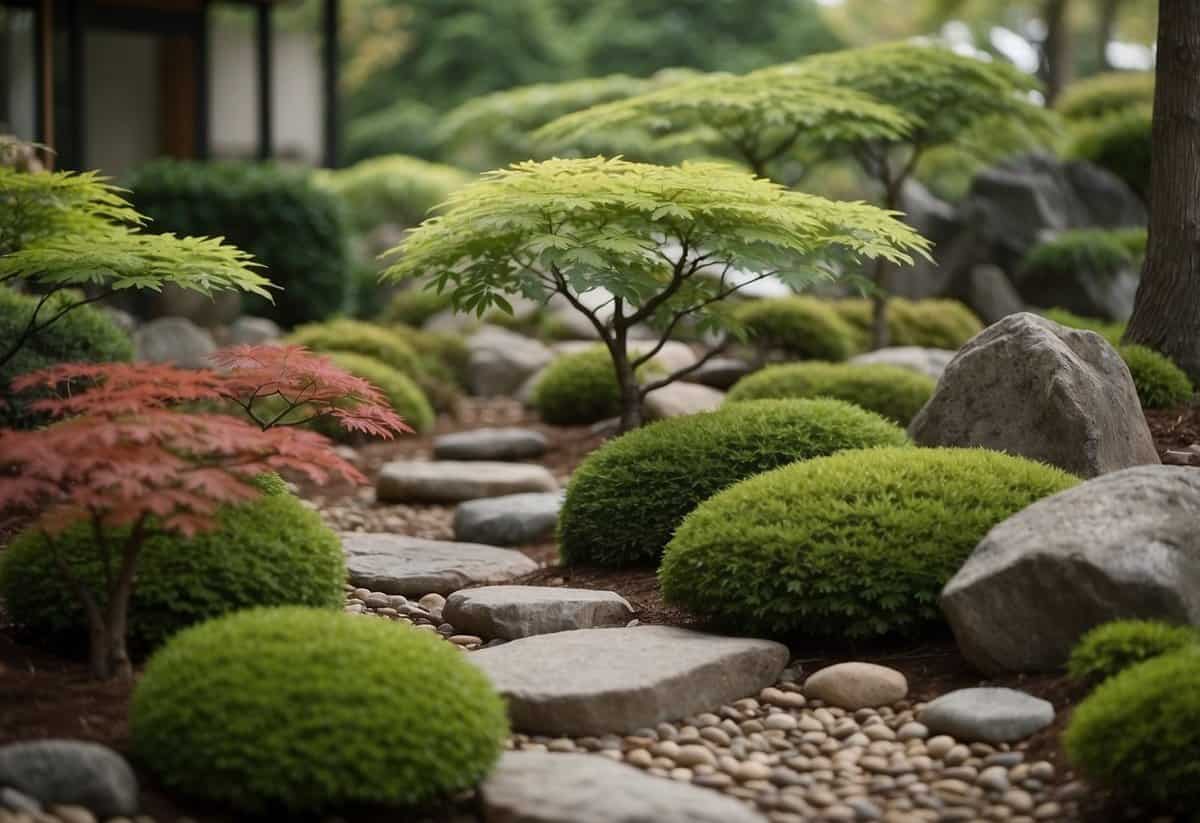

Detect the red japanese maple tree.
[{"left": 0, "top": 345, "right": 410, "bottom": 680}]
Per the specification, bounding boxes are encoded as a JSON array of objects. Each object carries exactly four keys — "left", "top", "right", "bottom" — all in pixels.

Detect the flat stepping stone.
[
  {"left": 482, "top": 751, "right": 768, "bottom": 823},
  {"left": 803, "top": 662, "right": 908, "bottom": 710},
  {"left": 682, "top": 357, "right": 753, "bottom": 390},
  {"left": 444, "top": 586, "right": 633, "bottom": 640},
  {"left": 376, "top": 460, "right": 558, "bottom": 503},
  {"left": 453, "top": 492, "right": 562, "bottom": 546},
  {"left": 433, "top": 427, "right": 549, "bottom": 461},
  {"left": 341, "top": 533, "right": 537, "bottom": 596},
  {"left": 644, "top": 382, "right": 725, "bottom": 419},
  {"left": 918, "top": 688, "right": 1054, "bottom": 743},
  {"left": 469, "top": 625, "right": 788, "bottom": 735}
]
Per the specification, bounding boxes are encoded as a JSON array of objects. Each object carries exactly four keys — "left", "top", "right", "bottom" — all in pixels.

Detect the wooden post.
[
  {"left": 321, "top": 0, "right": 339, "bottom": 168},
  {"left": 195, "top": 0, "right": 210, "bottom": 159},
  {"left": 66, "top": 0, "right": 84, "bottom": 169},
  {"left": 34, "top": 0, "right": 54, "bottom": 168},
  {"left": 256, "top": 1, "right": 272, "bottom": 160}
]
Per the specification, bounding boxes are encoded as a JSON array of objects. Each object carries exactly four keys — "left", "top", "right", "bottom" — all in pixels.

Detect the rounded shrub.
[
  {"left": 1065, "top": 648, "right": 1200, "bottom": 811},
  {"left": 1057, "top": 71, "right": 1154, "bottom": 122},
  {"left": 343, "top": 99, "right": 441, "bottom": 166},
  {"left": 532, "top": 347, "right": 656, "bottom": 425},
  {"left": 734, "top": 297, "right": 857, "bottom": 361},
  {"left": 1040, "top": 307, "right": 1126, "bottom": 346},
  {"left": 1022, "top": 228, "right": 1135, "bottom": 280},
  {"left": 0, "top": 476, "right": 345, "bottom": 653},
  {"left": 388, "top": 323, "right": 471, "bottom": 388},
  {"left": 131, "top": 606, "right": 508, "bottom": 814},
  {"left": 0, "top": 287, "right": 133, "bottom": 428},
  {"left": 382, "top": 287, "right": 455, "bottom": 327},
  {"left": 287, "top": 318, "right": 424, "bottom": 377},
  {"left": 726, "top": 361, "right": 935, "bottom": 425},
  {"left": 125, "top": 159, "right": 351, "bottom": 327},
  {"left": 1068, "top": 620, "right": 1199, "bottom": 687},
  {"left": 319, "top": 154, "right": 472, "bottom": 232},
  {"left": 560, "top": 398, "right": 909, "bottom": 567},
  {"left": 1068, "top": 106, "right": 1152, "bottom": 200},
  {"left": 660, "top": 447, "right": 1078, "bottom": 638},
  {"left": 831, "top": 298, "right": 982, "bottom": 351},
  {"left": 322, "top": 351, "right": 435, "bottom": 434},
  {"left": 1117, "top": 345, "right": 1194, "bottom": 409}
]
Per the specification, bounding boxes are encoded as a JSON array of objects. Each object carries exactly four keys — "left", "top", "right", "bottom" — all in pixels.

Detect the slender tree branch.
[
  {"left": 0, "top": 287, "right": 115, "bottom": 371},
  {"left": 639, "top": 339, "right": 732, "bottom": 398}
]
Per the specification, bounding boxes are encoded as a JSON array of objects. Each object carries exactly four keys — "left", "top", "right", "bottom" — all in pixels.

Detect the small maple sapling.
[{"left": 0, "top": 346, "right": 409, "bottom": 680}]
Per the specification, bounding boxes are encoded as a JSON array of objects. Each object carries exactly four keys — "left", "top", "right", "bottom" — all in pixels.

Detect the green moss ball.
[
  {"left": 288, "top": 318, "right": 424, "bottom": 377},
  {"left": 726, "top": 361, "right": 936, "bottom": 425},
  {"left": 0, "top": 476, "right": 345, "bottom": 653},
  {"left": 559, "top": 398, "right": 909, "bottom": 567},
  {"left": 1068, "top": 620, "right": 1199, "bottom": 687},
  {"left": 382, "top": 288, "right": 455, "bottom": 327},
  {"left": 1117, "top": 345, "right": 1194, "bottom": 409},
  {"left": 131, "top": 606, "right": 509, "bottom": 813},
  {"left": 734, "top": 297, "right": 858, "bottom": 361},
  {"left": 323, "top": 351, "right": 435, "bottom": 434},
  {"left": 1065, "top": 649, "right": 1200, "bottom": 811},
  {"left": 831, "top": 298, "right": 982, "bottom": 351},
  {"left": 532, "top": 347, "right": 656, "bottom": 425},
  {"left": 660, "top": 447, "right": 1078, "bottom": 639}
]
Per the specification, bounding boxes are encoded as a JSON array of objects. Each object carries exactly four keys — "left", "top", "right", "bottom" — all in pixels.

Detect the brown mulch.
[{"left": 1145, "top": 404, "right": 1200, "bottom": 457}]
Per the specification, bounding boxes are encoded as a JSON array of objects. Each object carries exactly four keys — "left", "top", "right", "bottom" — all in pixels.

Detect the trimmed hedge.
[
  {"left": 725, "top": 361, "right": 935, "bottom": 425},
  {"left": 1117, "top": 344, "right": 1194, "bottom": 409},
  {"left": 734, "top": 297, "right": 857, "bottom": 361},
  {"left": 0, "top": 475, "right": 345, "bottom": 653},
  {"left": 131, "top": 607, "right": 508, "bottom": 813},
  {"left": 0, "top": 287, "right": 133, "bottom": 428},
  {"left": 532, "top": 347, "right": 656, "bottom": 425},
  {"left": 1065, "top": 649, "right": 1200, "bottom": 811},
  {"left": 319, "top": 154, "right": 471, "bottom": 232},
  {"left": 126, "top": 160, "right": 350, "bottom": 327},
  {"left": 1068, "top": 620, "right": 1199, "bottom": 687},
  {"left": 321, "top": 351, "right": 435, "bottom": 435},
  {"left": 559, "top": 398, "right": 909, "bottom": 567},
  {"left": 287, "top": 318, "right": 424, "bottom": 377},
  {"left": 660, "top": 447, "right": 1078, "bottom": 638},
  {"left": 832, "top": 298, "right": 982, "bottom": 351},
  {"left": 1057, "top": 72, "right": 1154, "bottom": 122}
]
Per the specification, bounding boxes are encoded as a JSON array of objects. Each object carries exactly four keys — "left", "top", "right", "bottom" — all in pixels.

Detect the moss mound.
[
  {"left": 287, "top": 318, "right": 424, "bottom": 377},
  {"left": 0, "top": 476, "right": 345, "bottom": 653},
  {"left": 131, "top": 607, "right": 508, "bottom": 813},
  {"left": 1068, "top": 620, "right": 1200, "bottom": 687},
  {"left": 532, "top": 347, "right": 657, "bottom": 425},
  {"left": 734, "top": 297, "right": 857, "bottom": 361},
  {"left": 559, "top": 398, "right": 909, "bottom": 567},
  {"left": 1117, "top": 345, "right": 1194, "bottom": 409},
  {"left": 382, "top": 287, "right": 455, "bottom": 327},
  {"left": 660, "top": 447, "right": 1078, "bottom": 638},
  {"left": 725, "top": 361, "right": 935, "bottom": 425},
  {"left": 1065, "top": 649, "right": 1200, "bottom": 811},
  {"left": 322, "top": 351, "right": 435, "bottom": 434},
  {"left": 831, "top": 298, "right": 982, "bottom": 351}
]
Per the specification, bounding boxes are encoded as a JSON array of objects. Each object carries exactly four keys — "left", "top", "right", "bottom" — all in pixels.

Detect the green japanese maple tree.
[{"left": 382, "top": 156, "right": 928, "bottom": 431}]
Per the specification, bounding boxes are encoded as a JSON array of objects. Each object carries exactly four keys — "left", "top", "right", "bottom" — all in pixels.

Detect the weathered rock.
[
  {"left": 145, "top": 284, "right": 241, "bottom": 327},
  {"left": 1016, "top": 253, "right": 1139, "bottom": 322},
  {"left": 551, "top": 340, "right": 698, "bottom": 376},
  {"left": 963, "top": 264, "right": 1026, "bottom": 324},
  {"left": 909, "top": 313, "right": 1158, "bottom": 477},
  {"left": 0, "top": 740, "right": 138, "bottom": 817},
  {"left": 481, "top": 751, "right": 768, "bottom": 823},
  {"left": 433, "top": 428, "right": 549, "bottom": 461},
  {"left": 341, "top": 533, "right": 537, "bottom": 596},
  {"left": 470, "top": 626, "right": 789, "bottom": 735},
  {"left": 377, "top": 460, "right": 558, "bottom": 503},
  {"left": 943, "top": 465, "right": 1200, "bottom": 673},
  {"left": 467, "top": 326, "right": 554, "bottom": 397},
  {"left": 644, "top": 382, "right": 724, "bottom": 419},
  {"left": 445, "top": 586, "right": 634, "bottom": 640},
  {"left": 682, "top": 357, "right": 754, "bottom": 390},
  {"left": 849, "top": 347, "right": 956, "bottom": 381},
  {"left": 226, "top": 315, "right": 282, "bottom": 346},
  {"left": 803, "top": 663, "right": 908, "bottom": 710},
  {"left": 453, "top": 493, "right": 562, "bottom": 546},
  {"left": 918, "top": 688, "right": 1054, "bottom": 743},
  {"left": 133, "top": 316, "right": 216, "bottom": 369}
]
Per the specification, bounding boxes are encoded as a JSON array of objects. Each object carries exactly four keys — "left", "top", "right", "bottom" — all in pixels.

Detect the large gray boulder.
[
  {"left": 468, "top": 326, "right": 554, "bottom": 397},
  {"left": 918, "top": 688, "right": 1054, "bottom": 743},
  {"left": 470, "top": 626, "right": 789, "bottom": 735},
  {"left": 942, "top": 466, "right": 1200, "bottom": 674},
  {"left": 444, "top": 586, "right": 634, "bottom": 640},
  {"left": 909, "top": 313, "right": 1158, "bottom": 477},
  {"left": 341, "top": 533, "right": 537, "bottom": 596},
  {"left": 0, "top": 740, "right": 139, "bottom": 817},
  {"left": 133, "top": 316, "right": 216, "bottom": 368},
  {"left": 377, "top": 460, "right": 558, "bottom": 504},
  {"left": 453, "top": 493, "right": 562, "bottom": 546},
  {"left": 1015, "top": 249, "right": 1139, "bottom": 322},
  {"left": 482, "top": 752, "right": 768, "bottom": 823}
]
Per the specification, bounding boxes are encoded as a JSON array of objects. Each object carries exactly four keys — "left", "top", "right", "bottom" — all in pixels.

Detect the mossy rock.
[
  {"left": 1068, "top": 620, "right": 1200, "bottom": 687},
  {"left": 131, "top": 606, "right": 509, "bottom": 813},
  {"left": 660, "top": 447, "right": 1078, "bottom": 639},
  {"left": 1065, "top": 648, "right": 1200, "bottom": 812},
  {"left": 733, "top": 297, "right": 857, "bottom": 361},
  {"left": 0, "top": 476, "right": 345, "bottom": 654},
  {"left": 725, "top": 361, "right": 935, "bottom": 425},
  {"left": 559, "top": 398, "right": 909, "bottom": 567}
]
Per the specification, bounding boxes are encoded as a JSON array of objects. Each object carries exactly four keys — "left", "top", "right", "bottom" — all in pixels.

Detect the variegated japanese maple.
[{"left": 0, "top": 346, "right": 409, "bottom": 680}]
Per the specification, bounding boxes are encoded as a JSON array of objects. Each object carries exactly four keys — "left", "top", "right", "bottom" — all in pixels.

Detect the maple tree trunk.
[
  {"left": 1096, "top": 0, "right": 1121, "bottom": 70},
  {"left": 1041, "top": 0, "right": 1073, "bottom": 104},
  {"left": 1124, "top": 0, "right": 1200, "bottom": 382},
  {"left": 612, "top": 340, "right": 643, "bottom": 434}
]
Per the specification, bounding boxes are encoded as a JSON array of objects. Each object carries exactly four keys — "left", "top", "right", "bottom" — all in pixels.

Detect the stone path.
[
  {"left": 443, "top": 585, "right": 633, "bottom": 640},
  {"left": 452, "top": 492, "right": 562, "bottom": 546},
  {"left": 341, "top": 533, "right": 537, "bottom": 596},
  {"left": 377, "top": 460, "right": 558, "bottom": 503},
  {"left": 432, "top": 427, "right": 549, "bottom": 461}
]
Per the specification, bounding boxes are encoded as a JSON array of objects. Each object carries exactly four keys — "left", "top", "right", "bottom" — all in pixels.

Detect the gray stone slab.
[
  {"left": 470, "top": 625, "right": 789, "bottom": 735},
  {"left": 377, "top": 460, "right": 558, "bottom": 504},
  {"left": 0, "top": 740, "right": 139, "bottom": 818},
  {"left": 918, "top": 688, "right": 1054, "bottom": 743},
  {"left": 453, "top": 493, "right": 562, "bottom": 546},
  {"left": 444, "top": 586, "right": 633, "bottom": 640},
  {"left": 341, "top": 533, "right": 537, "bottom": 596},
  {"left": 433, "top": 428, "right": 549, "bottom": 461}
]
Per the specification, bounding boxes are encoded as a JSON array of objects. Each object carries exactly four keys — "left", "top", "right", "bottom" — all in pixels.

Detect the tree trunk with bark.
[
  {"left": 1096, "top": 0, "right": 1122, "bottom": 70},
  {"left": 1124, "top": 0, "right": 1200, "bottom": 382},
  {"left": 1041, "top": 0, "right": 1074, "bottom": 104}
]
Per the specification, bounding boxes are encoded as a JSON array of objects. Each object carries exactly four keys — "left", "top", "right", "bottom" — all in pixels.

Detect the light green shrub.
[
  {"left": 733, "top": 297, "right": 857, "bottom": 361},
  {"left": 559, "top": 398, "right": 909, "bottom": 567},
  {"left": 1057, "top": 72, "right": 1154, "bottom": 122},
  {"left": 1068, "top": 620, "right": 1200, "bottom": 687},
  {"left": 532, "top": 347, "right": 657, "bottom": 425},
  {"left": 287, "top": 318, "right": 424, "bottom": 377},
  {"left": 1040, "top": 307, "right": 1126, "bottom": 346},
  {"left": 382, "top": 287, "right": 455, "bottom": 327},
  {"left": 660, "top": 447, "right": 1078, "bottom": 638},
  {"left": 319, "top": 154, "right": 472, "bottom": 232},
  {"left": 131, "top": 607, "right": 509, "bottom": 813},
  {"left": 1117, "top": 345, "right": 1194, "bottom": 409},
  {"left": 725, "top": 361, "right": 935, "bottom": 425},
  {"left": 831, "top": 297, "right": 981, "bottom": 350},
  {"left": 320, "top": 351, "right": 434, "bottom": 434}
]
